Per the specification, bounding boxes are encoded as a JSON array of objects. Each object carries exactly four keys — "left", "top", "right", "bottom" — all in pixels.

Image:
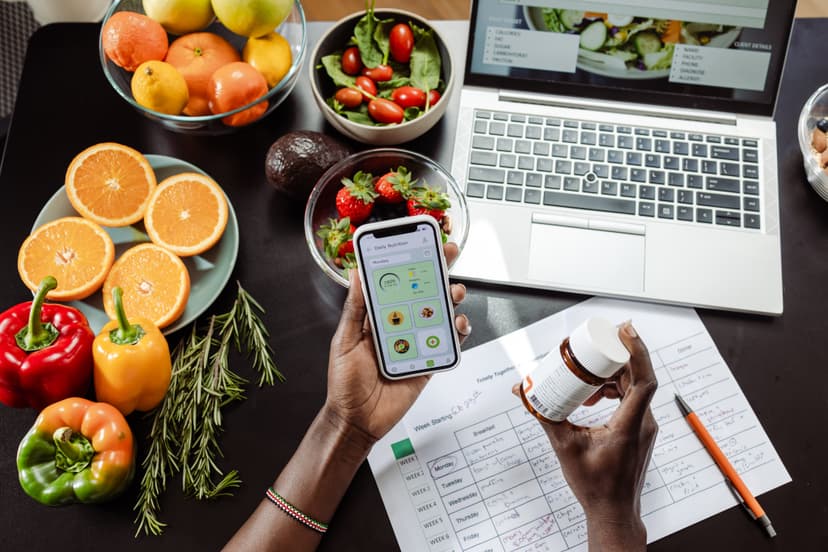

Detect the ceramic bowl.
[{"left": 308, "top": 9, "right": 454, "bottom": 145}]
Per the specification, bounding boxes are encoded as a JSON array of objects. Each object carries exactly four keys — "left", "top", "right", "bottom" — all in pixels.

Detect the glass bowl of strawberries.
[{"left": 304, "top": 148, "right": 469, "bottom": 287}]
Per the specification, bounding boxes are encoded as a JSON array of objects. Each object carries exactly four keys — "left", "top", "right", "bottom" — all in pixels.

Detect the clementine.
[
  {"left": 144, "top": 172, "right": 229, "bottom": 257},
  {"left": 165, "top": 32, "right": 241, "bottom": 116},
  {"left": 65, "top": 142, "right": 157, "bottom": 227},
  {"left": 208, "top": 61, "right": 269, "bottom": 127},
  {"left": 102, "top": 11, "right": 168, "bottom": 72},
  {"left": 102, "top": 243, "right": 190, "bottom": 329},
  {"left": 18, "top": 217, "right": 115, "bottom": 301}
]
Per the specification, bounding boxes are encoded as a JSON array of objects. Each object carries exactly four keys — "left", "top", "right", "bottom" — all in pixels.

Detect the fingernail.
[
  {"left": 348, "top": 269, "right": 356, "bottom": 282},
  {"left": 457, "top": 314, "right": 472, "bottom": 336},
  {"left": 623, "top": 322, "right": 638, "bottom": 338}
]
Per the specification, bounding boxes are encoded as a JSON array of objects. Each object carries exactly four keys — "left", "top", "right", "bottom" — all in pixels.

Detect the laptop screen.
[{"left": 464, "top": 0, "right": 797, "bottom": 116}]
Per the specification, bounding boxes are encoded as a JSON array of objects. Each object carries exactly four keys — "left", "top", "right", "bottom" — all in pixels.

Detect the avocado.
[{"left": 265, "top": 130, "right": 353, "bottom": 201}]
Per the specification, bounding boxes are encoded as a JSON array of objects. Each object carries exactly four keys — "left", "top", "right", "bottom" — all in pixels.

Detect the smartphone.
[{"left": 353, "top": 215, "right": 461, "bottom": 380}]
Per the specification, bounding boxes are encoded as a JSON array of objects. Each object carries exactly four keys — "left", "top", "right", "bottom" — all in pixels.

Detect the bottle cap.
[{"left": 569, "top": 317, "right": 630, "bottom": 378}]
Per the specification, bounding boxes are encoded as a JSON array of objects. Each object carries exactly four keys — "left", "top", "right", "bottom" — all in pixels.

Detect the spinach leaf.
[
  {"left": 320, "top": 54, "right": 356, "bottom": 88},
  {"left": 373, "top": 18, "right": 395, "bottom": 65},
  {"left": 353, "top": 7, "right": 383, "bottom": 68},
  {"left": 404, "top": 106, "right": 423, "bottom": 121},
  {"left": 342, "top": 105, "right": 378, "bottom": 126},
  {"left": 409, "top": 24, "right": 441, "bottom": 92},
  {"left": 377, "top": 73, "right": 411, "bottom": 91}
]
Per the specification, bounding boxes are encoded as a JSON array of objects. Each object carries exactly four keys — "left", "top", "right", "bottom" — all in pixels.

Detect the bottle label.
[{"left": 522, "top": 357, "right": 601, "bottom": 422}]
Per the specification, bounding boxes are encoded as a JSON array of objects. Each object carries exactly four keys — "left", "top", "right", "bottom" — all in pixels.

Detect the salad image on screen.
[{"left": 524, "top": 7, "right": 741, "bottom": 79}]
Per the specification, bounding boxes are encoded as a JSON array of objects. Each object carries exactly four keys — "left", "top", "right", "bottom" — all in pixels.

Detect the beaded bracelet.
[{"left": 265, "top": 487, "right": 329, "bottom": 533}]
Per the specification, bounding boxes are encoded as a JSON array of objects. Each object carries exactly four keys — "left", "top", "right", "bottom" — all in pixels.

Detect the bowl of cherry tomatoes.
[{"left": 308, "top": 7, "right": 454, "bottom": 145}]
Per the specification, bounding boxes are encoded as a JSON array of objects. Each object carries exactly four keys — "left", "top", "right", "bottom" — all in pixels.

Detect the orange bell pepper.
[
  {"left": 93, "top": 287, "right": 171, "bottom": 415},
  {"left": 16, "top": 397, "right": 135, "bottom": 505}
]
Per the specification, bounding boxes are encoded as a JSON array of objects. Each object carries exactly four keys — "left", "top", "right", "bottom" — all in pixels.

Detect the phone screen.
[{"left": 356, "top": 219, "right": 459, "bottom": 378}]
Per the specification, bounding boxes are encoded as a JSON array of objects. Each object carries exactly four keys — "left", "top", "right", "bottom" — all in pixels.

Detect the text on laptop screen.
[{"left": 466, "top": 0, "right": 796, "bottom": 115}]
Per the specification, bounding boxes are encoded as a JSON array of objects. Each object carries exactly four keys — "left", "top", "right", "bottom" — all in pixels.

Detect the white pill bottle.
[{"left": 519, "top": 317, "right": 630, "bottom": 423}]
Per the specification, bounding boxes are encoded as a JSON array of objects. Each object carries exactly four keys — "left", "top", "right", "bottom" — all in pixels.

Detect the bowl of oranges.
[{"left": 100, "top": 0, "right": 306, "bottom": 134}]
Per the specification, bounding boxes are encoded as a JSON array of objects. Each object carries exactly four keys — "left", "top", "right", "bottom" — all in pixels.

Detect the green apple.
[
  {"left": 211, "top": 0, "right": 292, "bottom": 38},
  {"left": 143, "top": 0, "right": 215, "bottom": 35}
]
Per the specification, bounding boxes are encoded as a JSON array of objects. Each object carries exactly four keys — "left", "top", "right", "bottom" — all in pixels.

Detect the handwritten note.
[{"left": 368, "top": 297, "right": 790, "bottom": 552}]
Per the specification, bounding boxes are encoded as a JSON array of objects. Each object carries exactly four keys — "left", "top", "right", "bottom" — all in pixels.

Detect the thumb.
[{"left": 333, "top": 269, "right": 368, "bottom": 350}]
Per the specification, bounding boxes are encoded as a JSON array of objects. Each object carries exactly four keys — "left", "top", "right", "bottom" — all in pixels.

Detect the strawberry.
[
  {"left": 316, "top": 217, "right": 356, "bottom": 261},
  {"left": 375, "top": 166, "right": 417, "bottom": 203},
  {"left": 336, "top": 170, "right": 378, "bottom": 224},
  {"left": 406, "top": 185, "right": 451, "bottom": 221}
]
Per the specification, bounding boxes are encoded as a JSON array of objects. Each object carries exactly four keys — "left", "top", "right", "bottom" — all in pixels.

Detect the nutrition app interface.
[{"left": 359, "top": 224, "right": 458, "bottom": 377}]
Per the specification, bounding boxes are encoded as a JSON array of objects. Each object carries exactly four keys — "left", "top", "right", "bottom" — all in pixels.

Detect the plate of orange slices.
[{"left": 24, "top": 146, "right": 239, "bottom": 335}]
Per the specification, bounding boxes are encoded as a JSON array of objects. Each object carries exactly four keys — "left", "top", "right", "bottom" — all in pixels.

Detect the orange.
[
  {"left": 165, "top": 32, "right": 241, "bottom": 116},
  {"left": 65, "top": 142, "right": 157, "bottom": 227},
  {"left": 102, "top": 11, "right": 169, "bottom": 72},
  {"left": 144, "top": 172, "right": 229, "bottom": 257},
  {"left": 102, "top": 243, "right": 190, "bottom": 329},
  {"left": 18, "top": 216, "right": 115, "bottom": 301},
  {"left": 207, "top": 61, "right": 269, "bottom": 127}
]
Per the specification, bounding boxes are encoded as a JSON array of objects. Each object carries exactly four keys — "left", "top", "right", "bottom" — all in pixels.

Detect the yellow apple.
[
  {"left": 211, "top": 0, "right": 292, "bottom": 38},
  {"left": 143, "top": 0, "right": 215, "bottom": 35},
  {"left": 243, "top": 32, "right": 292, "bottom": 88}
]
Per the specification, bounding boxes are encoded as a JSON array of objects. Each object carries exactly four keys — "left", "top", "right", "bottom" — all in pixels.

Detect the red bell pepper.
[{"left": 0, "top": 276, "right": 94, "bottom": 409}]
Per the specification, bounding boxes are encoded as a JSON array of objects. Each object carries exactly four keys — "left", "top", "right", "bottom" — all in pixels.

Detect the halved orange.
[
  {"left": 144, "top": 172, "right": 229, "bottom": 257},
  {"left": 102, "top": 243, "right": 190, "bottom": 329},
  {"left": 65, "top": 142, "right": 157, "bottom": 227},
  {"left": 18, "top": 216, "right": 115, "bottom": 301}
]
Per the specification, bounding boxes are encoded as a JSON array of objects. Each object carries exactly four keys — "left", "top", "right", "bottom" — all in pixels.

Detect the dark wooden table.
[{"left": 0, "top": 18, "right": 827, "bottom": 551}]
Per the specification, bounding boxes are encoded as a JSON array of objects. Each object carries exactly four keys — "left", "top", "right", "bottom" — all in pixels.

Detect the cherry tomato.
[
  {"left": 368, "top": 98, "right": 404, "bottom": 124},
  {"left": 334, "top": 87, "right": 363, "bottom": 108},
  {"left": 355, "top": 76, "right": 377, "bottom": 100},
  {"left": 427, "top": 89, "right": 441, "bottom": 107},
  {"left": 389, "top": 23, "right": 414, "bottom": 63},
  {"left": 341, "top": 46, "right": 363, "bottom": 76},
  {"left": 391, "top": 86, "right": 426, "bottom": 109},
  {"left": 361, "top": 64, "right": 393, "bottom": 82}
]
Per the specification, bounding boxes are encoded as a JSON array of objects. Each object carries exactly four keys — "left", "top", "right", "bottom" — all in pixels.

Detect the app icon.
[
  {"left": 426, "top": 360, "right": 435, "bottom": 368},
  {"left": 419, "top": 306, "right": 435, "bottom": 319},
  {"left": 394, "top": 339, "right": 410, "bottom": 354},
  {"left": 426, "top": 336, "right": 440, "bottom": 349},
  {"left": 387, "top": 310, "right": 405, "bottom": 326}
]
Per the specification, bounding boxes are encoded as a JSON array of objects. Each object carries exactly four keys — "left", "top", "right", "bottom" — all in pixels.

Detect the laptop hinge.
[{"left": 498, "top": 91, "right": 738, "bottom": 126}]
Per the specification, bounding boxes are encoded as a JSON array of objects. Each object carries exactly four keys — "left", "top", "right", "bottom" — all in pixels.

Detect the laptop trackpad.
[{"left": 527, "top": 223, "right": 645, "bottom": 293}]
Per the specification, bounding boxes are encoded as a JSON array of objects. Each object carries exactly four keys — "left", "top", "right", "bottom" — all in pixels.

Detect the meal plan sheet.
[{"left": 367, "top": 297, "right": 791, "bottom": 552}]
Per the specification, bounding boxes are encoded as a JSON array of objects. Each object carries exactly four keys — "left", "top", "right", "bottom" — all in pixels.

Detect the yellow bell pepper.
[{"left": 93, "top": 287, "right": 171, "bottom": 415}]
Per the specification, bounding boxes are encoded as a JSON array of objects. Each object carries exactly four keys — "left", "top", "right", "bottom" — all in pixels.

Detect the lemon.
[
  {"left": 131, "top": 60, "right": 189, "bottom": 115},
  {"left": 143, "top": 0, "right": 215, "bottom": 35},
  {"left": 242, "top": 32, "right": 292, "bottom": 88},
  {"left": 211, "top": 0, "right": 292, "bottom": 38}
]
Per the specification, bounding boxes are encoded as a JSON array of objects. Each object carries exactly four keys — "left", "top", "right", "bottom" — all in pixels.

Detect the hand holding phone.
[{"left": 353, "top": 215, "right": 462, "bottom": 380}]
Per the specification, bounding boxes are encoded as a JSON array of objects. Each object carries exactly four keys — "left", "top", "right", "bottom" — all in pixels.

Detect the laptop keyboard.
[{"left": 465, "top": 110, "right": 762, "bottom": 229}]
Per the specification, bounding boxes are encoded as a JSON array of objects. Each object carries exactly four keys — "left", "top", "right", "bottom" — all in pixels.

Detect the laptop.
[{"left": 449, "top": 0, "right": 797, "bottom": 315}]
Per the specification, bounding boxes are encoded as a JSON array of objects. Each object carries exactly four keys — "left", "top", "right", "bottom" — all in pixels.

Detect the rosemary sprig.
[{"left": 133, "top": 282, "right": 283, "bottom": 537}]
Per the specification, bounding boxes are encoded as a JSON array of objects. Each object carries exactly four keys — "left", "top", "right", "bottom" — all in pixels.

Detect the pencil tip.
[{"left": 766, "top": 523, "right": 776, "bottom": 538}]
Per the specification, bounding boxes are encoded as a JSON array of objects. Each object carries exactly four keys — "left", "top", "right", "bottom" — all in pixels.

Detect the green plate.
[{"left": 31, "top": 154, "right": 240, "bottom": 335}]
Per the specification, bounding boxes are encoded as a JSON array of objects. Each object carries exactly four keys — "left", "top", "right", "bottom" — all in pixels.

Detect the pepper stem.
[
  {"left": 15, "top": 276, "right": 60, "bottom": 352},
  {"left": 109, "top": 287, "right": 145, "bottom": 345},
  {"left": 53, "top": 427, "right": 94, "bottom": 473}
]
